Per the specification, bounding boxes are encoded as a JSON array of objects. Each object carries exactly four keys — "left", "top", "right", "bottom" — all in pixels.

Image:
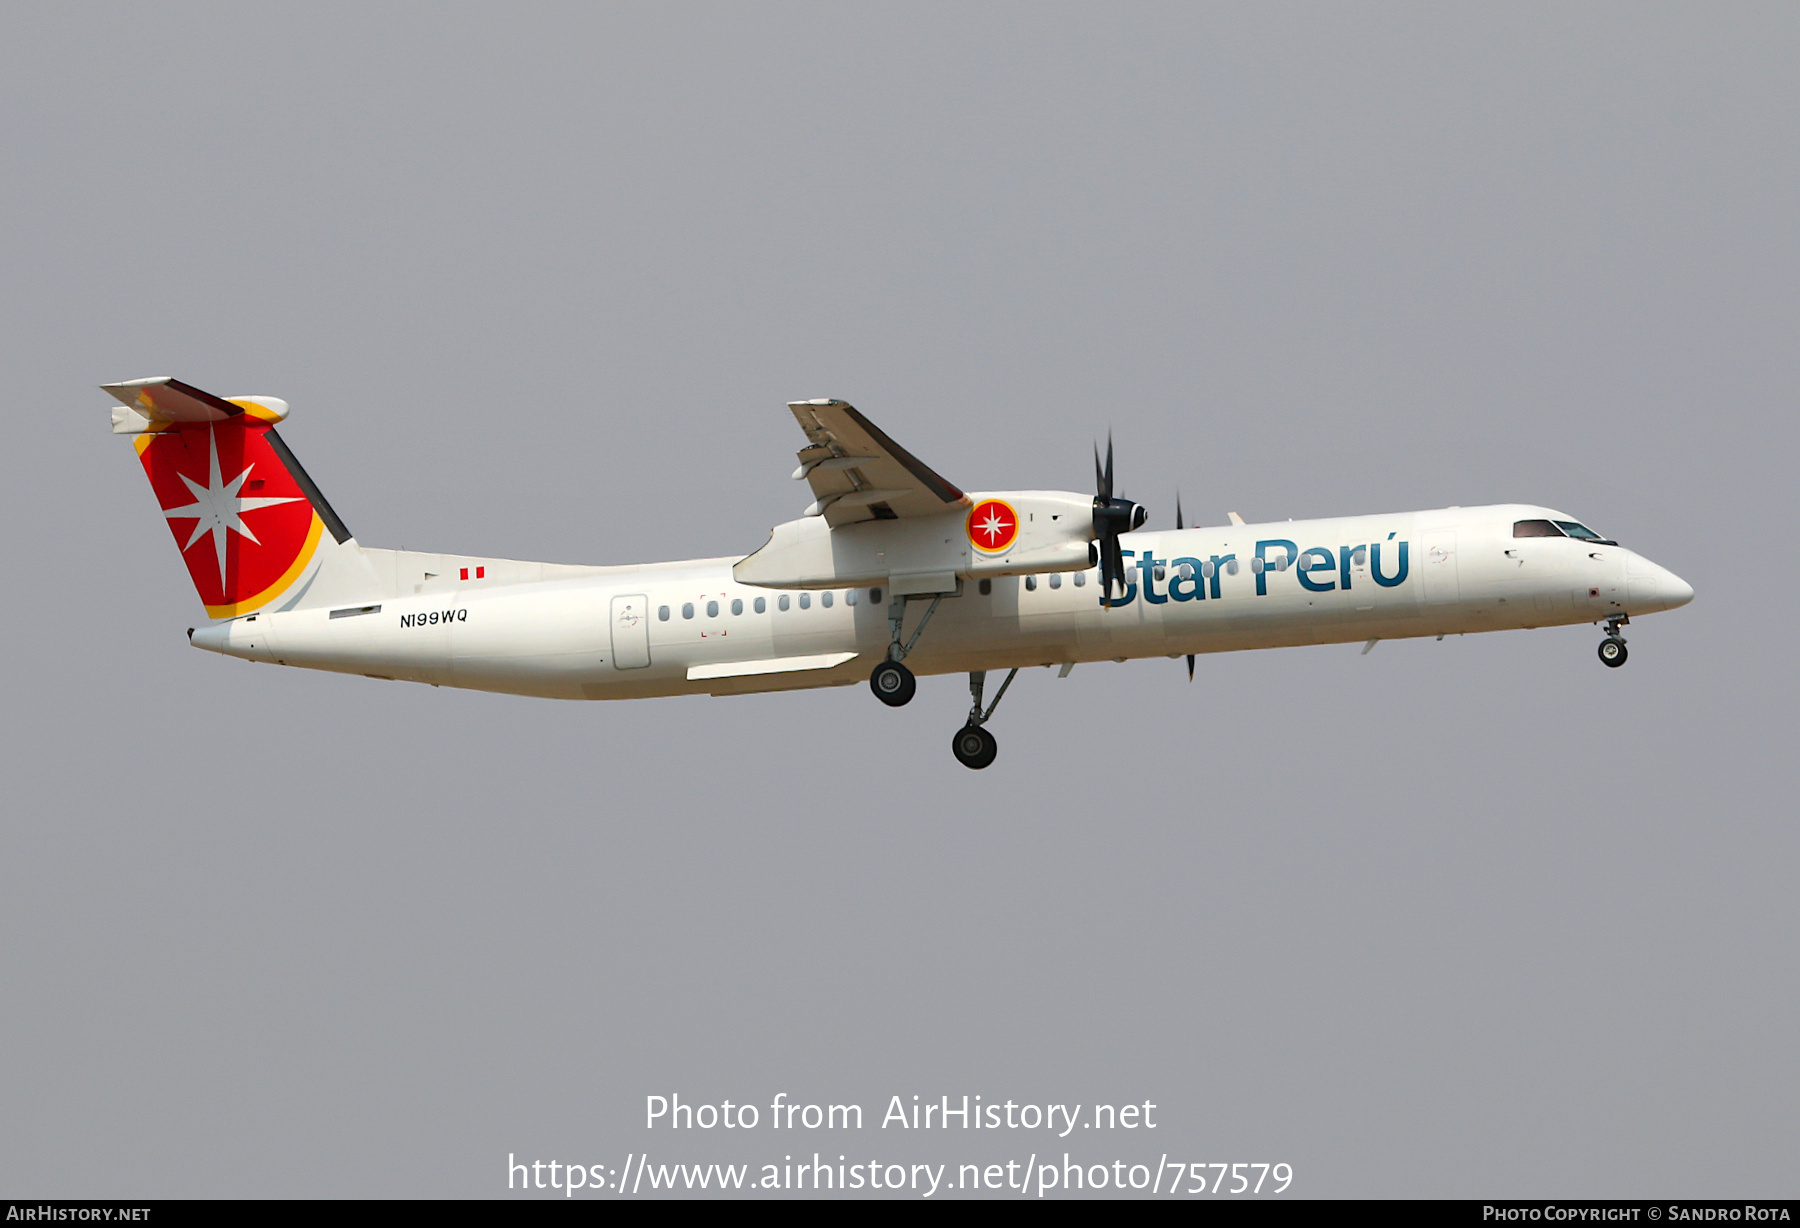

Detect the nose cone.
[
  {"left": 1665, "top": 571, "right": 1695, "bottom": 609},
  {"left": 1626, "top": 556, "right": 1695, "bottom": 613}
]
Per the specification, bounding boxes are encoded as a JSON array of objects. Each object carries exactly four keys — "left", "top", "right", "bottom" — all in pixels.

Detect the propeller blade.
[
  {"left": 1178, "top": 493, "right": 1192, "bottom": 675},
  {"left": 1090, "top": 433, "right": 1146, "bottom": 608}
]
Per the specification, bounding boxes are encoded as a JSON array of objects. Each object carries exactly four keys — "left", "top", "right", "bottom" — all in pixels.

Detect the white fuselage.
[{"left": 190, "top": 503, "right": 1693, "bottom": 698}]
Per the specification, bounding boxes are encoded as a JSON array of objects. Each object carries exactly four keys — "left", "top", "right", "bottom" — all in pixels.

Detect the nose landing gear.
[
  {"left": 1598, "top": 615, "right": 1629, "bottom": 668},
  {"left": 952, "top": 667, "right": 1018, "bottom": 769}
]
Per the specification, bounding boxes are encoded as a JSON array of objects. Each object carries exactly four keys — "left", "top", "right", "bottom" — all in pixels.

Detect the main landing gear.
[
  {"left": 869, "top": 659, "right": 916, "bottom": 706},
  {"left": 952, "top": 667, "right": 1018, "bottom": 770},
  {"left": 1598, "top": 615, "right": 1629, "bottom": 668},
  {"left": 952, "top": 724, "right": 998, "bottom": 771},
  {"left": 868, "top": 591, "right": 1019, "bottom": 768},
  {"left": 867, "top": 593, "right": 944, "bottom": 707}
]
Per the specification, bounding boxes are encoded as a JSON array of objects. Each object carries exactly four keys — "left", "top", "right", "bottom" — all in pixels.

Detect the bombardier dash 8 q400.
[{"left": 102, "top": 377, "right": 1693, "bottom": 769}]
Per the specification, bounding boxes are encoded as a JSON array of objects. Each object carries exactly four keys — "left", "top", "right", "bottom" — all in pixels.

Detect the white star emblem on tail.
[{"left": 159, "top": 426, "right": 303, "bottom": 591}]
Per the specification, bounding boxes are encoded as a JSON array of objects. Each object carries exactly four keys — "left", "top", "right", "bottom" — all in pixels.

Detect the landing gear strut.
[
  {"left": 1598, "top": 614, "right": 1629, "bottom": 669},
  {"left": 952, "top": 667, "right": 1018, "bottom": 770},
  {"left": 868, "top": 593, "right": 944, "bottom": 707}
]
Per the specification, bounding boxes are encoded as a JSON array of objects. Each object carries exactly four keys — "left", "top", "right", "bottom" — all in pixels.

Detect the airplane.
[{"left": 100, "top": 376, "right": 1694, "bottom": 769}]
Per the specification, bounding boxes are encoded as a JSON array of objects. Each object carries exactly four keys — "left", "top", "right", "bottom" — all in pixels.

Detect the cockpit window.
[{"left": 1514, "top": 517, "right": 1617, "bottom": 544}]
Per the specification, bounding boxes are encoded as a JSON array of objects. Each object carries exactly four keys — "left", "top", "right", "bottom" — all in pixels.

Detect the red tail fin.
[{"left": 104, "top": 377, "right": 351, "bottom": 618}]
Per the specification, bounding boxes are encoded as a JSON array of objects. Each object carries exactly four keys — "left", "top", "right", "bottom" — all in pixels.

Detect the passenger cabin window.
[
  {"left": 845, "top": 589, "right": 857, "bottom": 606},
  {"left": 821, "top": 591, "right": 833, "bottom": 608},
  {"left": 1049, "top": 573, "right": 1061, "bottom": 589},
  {"left": 754, "top": 596, "right": 766, "bottom": 614},
  {"left": 1073, "top": 572, "right": 1085, "bottom": 587},
  {"left": 706, "top": 600, "right": 719, "bottom": 617},
  {"left": 800, "top": 593, "right": 811, "bottom": 609},
  {"left": 1513, "top": 519, "right": 1564, "bottom": 538},
  {"left": 731, "top": 598, "right": 743, "bottom": 615},
  {"left": 870, "top": 588, "right": 882, "bottom": 603},
  {"left": 979, "top": 579, "right": 992, "bottom": 595},
  {"left": 1025, "top": 576, "right": 1037, "bottom": 591},
  {"left": 682, "top": 602, "right": 695, "bottom": 619},
  {"left": 658, "top": 605, "right": 670, "bottom": 621},
  {"left": 1154, "top": 565, "right": 1166, "bottom": 581},
  {"left": 779, "top": 595, "right": 790, "bottom": 611}
]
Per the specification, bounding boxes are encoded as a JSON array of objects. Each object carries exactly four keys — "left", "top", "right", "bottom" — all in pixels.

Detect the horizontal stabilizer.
[{"left": 101, "top": 376, "right": 288, "bottom": 434}]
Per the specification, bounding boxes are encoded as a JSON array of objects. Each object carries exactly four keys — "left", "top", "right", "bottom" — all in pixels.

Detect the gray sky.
[{"left": 1, "top": 2, "right": 1794, "bottom": 1198}]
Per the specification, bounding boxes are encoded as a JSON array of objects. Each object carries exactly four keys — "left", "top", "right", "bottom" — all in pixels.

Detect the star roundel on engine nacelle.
[{"left": 966, "top": 498, "right": 1020, "bottom": 554}]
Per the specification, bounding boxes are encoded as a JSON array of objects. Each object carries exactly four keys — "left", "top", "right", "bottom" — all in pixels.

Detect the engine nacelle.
[{"left": 733, "top": 490, "right": 1096, "bottom": 592}]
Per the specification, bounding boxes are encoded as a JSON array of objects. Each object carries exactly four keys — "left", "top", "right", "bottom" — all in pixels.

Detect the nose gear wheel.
[{"left": 1598, "top": 614, "right": 1629, "bottom": 668}]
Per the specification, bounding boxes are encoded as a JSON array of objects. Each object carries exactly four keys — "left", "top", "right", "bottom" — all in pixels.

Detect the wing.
[{"left": 787, "top": 399, "right": 970, "bottom": 526}]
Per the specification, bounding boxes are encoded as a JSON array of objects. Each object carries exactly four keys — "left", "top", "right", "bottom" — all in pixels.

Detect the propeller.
[
  {"left": 1176, "top": 492, "right": 1194, "bottom": 682},
  {"left": 1092, "top": 434, "right": 1147, "bottom": 607}
]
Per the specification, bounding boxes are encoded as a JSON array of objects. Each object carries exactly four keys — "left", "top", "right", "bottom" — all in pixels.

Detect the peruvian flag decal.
[
  {"left": 966, "top": 498, "right": 1020, "bottom": 554},
  {"left": 141, "top": 421, "right": 321, "bottom": 615}
]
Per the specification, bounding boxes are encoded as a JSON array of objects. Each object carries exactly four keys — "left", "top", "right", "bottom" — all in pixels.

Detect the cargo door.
[
  {"left": 1572, "top": 548, "right": 1625, "bottom": 619},
  {"left": 610, "top": 593, "right": 651, "bottom": 669},
  {"left": 1420, "top": 530, "right": 1460, "bottom": 604}
]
